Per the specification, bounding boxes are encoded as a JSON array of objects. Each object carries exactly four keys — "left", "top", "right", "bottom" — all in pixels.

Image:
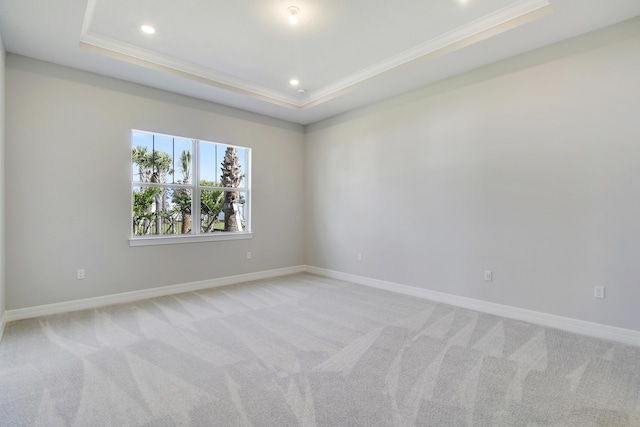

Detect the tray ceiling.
[{"left": 1, "top": 0, "right": 639, "bottom": 124}]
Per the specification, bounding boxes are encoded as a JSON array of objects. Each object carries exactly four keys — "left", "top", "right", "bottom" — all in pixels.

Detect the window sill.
[{"left": 129, "top": 232, "right": 253, "bottom": 247}]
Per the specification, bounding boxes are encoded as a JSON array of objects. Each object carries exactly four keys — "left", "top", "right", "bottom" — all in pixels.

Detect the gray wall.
[
  {"left": 5, "top": 55, "right": 305, "bottom": 310},
  {"left": 4, "top": 18, "right": 640, "bottom": 333},
  {"left": 305, "top": 19, "right": 640, "bottom": 331},
  {"left": 0, "top": 35, "right": 5, "bottom": 322}
]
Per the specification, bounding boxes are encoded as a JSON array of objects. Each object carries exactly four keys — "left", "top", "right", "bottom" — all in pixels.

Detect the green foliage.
[
  {"left": 132, "top": 146, "right": 174, "bottom": 183},
  {"left": 131, "top": 146, "right": 240, "bottom": 235},
  {"left": 132, "top": 187, "right": 162, "bottom": 235},
  {"left": 132, "top": 146, "right": 175, "bottom": 235},
  {"left": 166, "top": 180, "right": 224, "bottom": 233},
  {"left": 200, "top": 180, "right": 224, "bottom": 232},
  {"left": 172, "top": 188, "right": 192, "bottom": 215}
]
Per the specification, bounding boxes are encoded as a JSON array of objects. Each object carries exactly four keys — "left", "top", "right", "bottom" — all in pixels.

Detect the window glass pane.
[
  {"left": 199, "top": 143, "right": 247, "bottom": 188},
  {"left": 131, "top": 132, "right": 179, "bottom": 184},
  {"left": 132, "top": 132, "right": 153, "bottom": 182},
  {"left": 236, "top": 148, "right": 248, "bottom": 188},
  {"left": 219, "top": 146, "right": 246, "bottom": 188},
  {"left": 200, "top": 188, "right": 225, "bottom": 233},
  {"left": 132, "top": 186, "right": 192, "bottom": 236},
  {"left": 132, "top": 185, "right": 162, "bottom": 236},
  {"left": 133, "top": 134, "right": 193, "bottom": 185},
  {"left": 173, "top": 139, "right": 193, "bottom": 185},
  {"left": 172, "top": 187, "right": 193, "bottom": 234},
  {"left": 199, "top": 142, "right": 220, "bottom": 184},
  {"left": 200, "top": 190, "right": 248, "bottom": 233},
  {"left": 151, "top": 135, "right": 175, "bottom": 184},
  {"left": 200, "top": 190, "right": 247, "bottom": 233}
]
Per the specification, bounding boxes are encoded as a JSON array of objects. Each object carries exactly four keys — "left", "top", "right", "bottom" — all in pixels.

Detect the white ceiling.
[{"left": 0, "top": 0, "right": 639, "bottom": 125}]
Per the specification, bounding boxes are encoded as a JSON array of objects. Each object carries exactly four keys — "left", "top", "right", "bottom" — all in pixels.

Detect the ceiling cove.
[{"left": 79, "top": 0, "right": 551, "bottom": 111}]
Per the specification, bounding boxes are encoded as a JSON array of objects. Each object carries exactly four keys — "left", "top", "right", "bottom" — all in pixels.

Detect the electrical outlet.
[
  {"left": 484, "top": 270, "right": 492, "bottom": 281},
  {"left": 247, "top": 252, "right": 252, "bottom": 260},
  {"left": 356, "top": 253, "right": 363, "bottom": 262},
  {"left": 594, "top": 286, "right": 605, "bottom": 299},
  {"left": 77, "top": 269, "right": 85, "bottom": 280}
]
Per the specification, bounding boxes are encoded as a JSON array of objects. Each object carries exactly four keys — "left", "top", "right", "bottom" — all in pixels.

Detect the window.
[{"left": 130, "top": 130, "right": 251, "bottom": 246}]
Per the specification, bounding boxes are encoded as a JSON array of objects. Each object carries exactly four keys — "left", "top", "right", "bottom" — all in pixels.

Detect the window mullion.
[{"left": 193, "top": 140, "right": 201, "bottom": 235}]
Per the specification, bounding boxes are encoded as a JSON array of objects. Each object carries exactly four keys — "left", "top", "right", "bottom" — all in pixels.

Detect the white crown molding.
[
  {"left": 79, "top": 0, "right": 300, "bottom": 108},
  {"left": 80, "top": 0, "right": 98, "bottom": 37},
  {"left": 4, "top": 265, "right": 305, "bottom": 324},
  {"left": 80, "top": 0, "right": 550, "bottom": 111},
  {"left": 305, "top": 265, "right": 640, "bottom": 348},
  {"left": 303, "top": 0, "right": 551, "bottom": 108},
  {"left": 79, "top": 32, "right": 302, "bottom": 110}
]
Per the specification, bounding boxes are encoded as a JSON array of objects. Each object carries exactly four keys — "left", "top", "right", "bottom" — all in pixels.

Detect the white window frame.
[{"left": 130, "top": 130, "right": 252, "bottom": 246}]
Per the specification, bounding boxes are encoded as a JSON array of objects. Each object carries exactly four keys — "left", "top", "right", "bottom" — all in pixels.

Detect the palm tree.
[
  {"left": 221, "top": 147, "right": 243, "bottom": 232},
  {"left": 179, "top": 150, "right": 192, "bottom": 234},
  {"left": 132, "top": 146, "right": 152, "bottom": 182},
  {"left": 132, "top": 146, "right": 173, "bottom": 234},
  {"left": 150, "top": 151, "right": 172, "bottom": 234}
]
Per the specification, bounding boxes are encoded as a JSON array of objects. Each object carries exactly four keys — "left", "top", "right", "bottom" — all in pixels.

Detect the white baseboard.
[
  {"left": 5, "top": 264, "right": 639, "bottom": 348},
  {"left": 5, "top": 265, "right": 305, "bottom": 323},
  {"left": 305, "top": 265, "right": 640, "bottom": 348},
  {"left": 0, "top": 311, "right": 6, "bottom": 342}
]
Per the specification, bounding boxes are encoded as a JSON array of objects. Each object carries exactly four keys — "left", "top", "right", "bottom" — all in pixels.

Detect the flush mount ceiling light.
[
  {"left": 288, "top": 6, "right": 300, "bottom": 25},
  {"left": 140, "top": 24, "right": 155, "bottom": 34},
  {"left": 289, "top": 78, "right": 300, "bottom": 86}
]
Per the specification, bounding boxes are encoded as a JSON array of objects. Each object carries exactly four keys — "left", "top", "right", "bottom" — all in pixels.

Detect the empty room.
[{"left": 1, "top": 0, "right": 640, "bottom": 425}]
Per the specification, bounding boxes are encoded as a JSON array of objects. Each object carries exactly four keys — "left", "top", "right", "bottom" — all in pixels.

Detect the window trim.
[
  {"left": 129, "top": 232, "right": 253, "bottom": 247},
  {"left": 130, "top": 129, "right": 252, "bottom": 246}
]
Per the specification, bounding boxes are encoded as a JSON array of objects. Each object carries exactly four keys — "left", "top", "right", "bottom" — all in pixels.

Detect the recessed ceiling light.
[
  {"left": 290, "top": 79, "right": 300, "bottom": 86},
  {"left": 288, "top": 6, "right": 300, "bottom": 25},
  {"left": 140, "top": 24, "right": 155, "bottom": 34}
]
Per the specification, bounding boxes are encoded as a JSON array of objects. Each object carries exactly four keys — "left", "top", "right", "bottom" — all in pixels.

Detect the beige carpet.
[{"left": 1, "top": 273, "right": 639, "bottom": 426}]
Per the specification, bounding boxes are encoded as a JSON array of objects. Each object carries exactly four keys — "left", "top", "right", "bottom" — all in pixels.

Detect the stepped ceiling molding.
[{"left": 1, "top": 0, "right": 639, "bottom": 124}]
